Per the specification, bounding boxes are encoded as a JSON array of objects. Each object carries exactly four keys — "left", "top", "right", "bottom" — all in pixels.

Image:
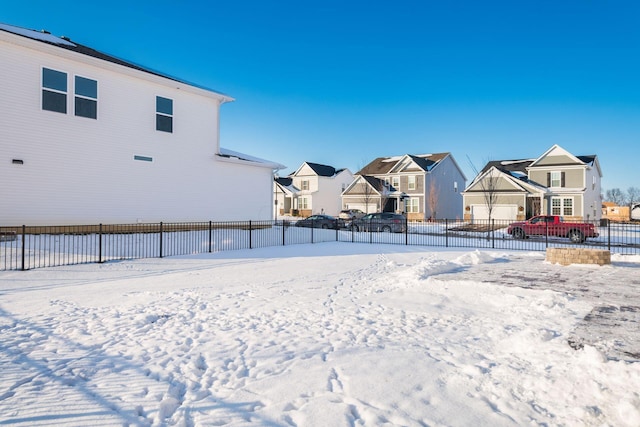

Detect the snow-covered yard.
[{"left": 1, "top": 243, "right": 639, "bottom": 426}]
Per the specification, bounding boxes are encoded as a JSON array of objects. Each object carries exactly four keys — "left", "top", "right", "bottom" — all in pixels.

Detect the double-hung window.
[
  {"left": 548, "top": 171, "right": 564, "bottom": 188},
  {"left": 551, "top": 197, "right": 573, "bottom": 216},
  {"left": 391, "top": 176, "right": 400, "bottom": 189},
  {"left": 42, "top": 68, "right": 67, "bottom": 113},
  {"left": 75, "top": 76, "right": 97, "bottom": 119},
  {"left": 408, "top": 175, "right": 416, "bottom": 190},
  {"left": 301, "top": 180, "right": 309, "bottom": 191},
  {"left": 156, "top": 96, "right": 173, "bottom": 132},
  {"left": 407, "top": 198, "right": 419, "bottom": 213}
]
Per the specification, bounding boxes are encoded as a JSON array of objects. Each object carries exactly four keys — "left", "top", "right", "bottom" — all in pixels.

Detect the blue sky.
[{"left": 4, "top": 1, "right": 639, "bottom": 192}]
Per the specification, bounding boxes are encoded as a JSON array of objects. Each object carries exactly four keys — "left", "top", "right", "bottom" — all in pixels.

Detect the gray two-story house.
[
  {"left": 341, "top": 153, "right": 466, "bottom": 221},
  {"left": 462, "top": 145, "right": 602, "bottom": 222}
]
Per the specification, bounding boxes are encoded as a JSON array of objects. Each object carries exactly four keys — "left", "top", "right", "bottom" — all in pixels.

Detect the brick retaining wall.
[{"left": 546, "top": 247, "right": 611, "bottom": 266}]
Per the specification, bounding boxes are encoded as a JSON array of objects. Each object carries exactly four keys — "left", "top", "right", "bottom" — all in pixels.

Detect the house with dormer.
[
  {"left": 274, "top": 162, "right": 353, "bottom": 217},
  {"left": 462, "top": 145, "right": 602, "bottom": 222},
  {"left": 0, "top": 23, "right": 283, "bottom": 226},
  {"left": 341, "top": 153, "right": 466, "bottom": 221}
]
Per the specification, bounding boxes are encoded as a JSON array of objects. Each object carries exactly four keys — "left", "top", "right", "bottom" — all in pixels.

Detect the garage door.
[{"left": 471, "top": 205, "right": 518, "bottom": 221}]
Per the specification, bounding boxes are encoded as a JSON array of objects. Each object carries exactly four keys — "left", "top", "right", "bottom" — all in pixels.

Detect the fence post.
[
  {"left": 545, "top": 219, "right": 549, "bottom": 248},
  {"left": 159, "top": 222, "right": 163, "bottom": 258},
  {"left": 311, "top": 219, "right": 314, "bottom": 244},
  {"left": 405, "top": 217, "right": 408, "bottom": 245},
  {"left": 607, "top": 219, "right": 611, "bottom": 251},
  {"left": 249, "top": 221, "right": 253, "bottom": 249},
  {"left": 98, "top": 223, "right": 103, "bottom": 263},
  {"left": 492, "top": 219, "right": 495, "bottom": 249},
  {"left": 445, "top": 218, "right": 449, "bottom": 247},
  {"left": 21, "top": 225, "right": 26, "bottom": 271},
  {"left": 283, "top": 220, "right": 286, "bottom": 246},
  {"left": 208, "top": 221, "right": 213, "bottom": 253}
]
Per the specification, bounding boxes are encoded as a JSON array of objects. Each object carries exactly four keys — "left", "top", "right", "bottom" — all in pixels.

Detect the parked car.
[
  {"left": 295, "top": 214, "right": 344, "bottom": 230},
  {"left": 506, "top": 215, "right": 599, "bottom": 243},
  {"left": 351, "top": 212, "right": 406, "bottom": 233},
  {"left": 338, "top": 209, "right": 366, "bottom": 221}
]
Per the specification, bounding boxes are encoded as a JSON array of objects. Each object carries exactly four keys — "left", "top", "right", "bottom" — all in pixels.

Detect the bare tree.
[
  {"left": 360, "top": 176, "right": 376, "bottom": 214},
  {"left": 427, "top": 178, "right": 439, "bottom": 220},
  {"left": 627, "top": 187, "right": 640, "bottom": 206},
  {"left": 605, "top": 188, "right": 626, "bottom": 205},
  {"left": 468, "top": 156, "right": 500, "bottom": 231}
]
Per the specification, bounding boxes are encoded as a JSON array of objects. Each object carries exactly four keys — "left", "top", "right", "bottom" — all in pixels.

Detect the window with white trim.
[
  {"left": 407, "top": 198, "right": 420, "bottom": 213},
  {"left": 301, "top": 180, "right": 309, "bottom": 190},
  {"left": 549, "top": 171, "right": 564, "bottom": 188},
  {"left": 551, "top": 197, "right": 573, "bottom": 216},
  {"left": 42, "top": 68, "right": 67, "bottom": 113},
  {"left": 454, "top": 181, "right": 458, "bottom": 193},
  {"left": 75, "top": 76, "right": 97, "bottom": 119},
  {"left": 391, "top": 176, "right": 400, "bottom": 189},
  {"left": 408, "top": 175, "right": 416, "bottom": 190},
  {"left": 299, "top": 197, "right": 309, "bottom": 209},
  {"left": 156, "top": 96, "right": 173, "bottom": 132}
]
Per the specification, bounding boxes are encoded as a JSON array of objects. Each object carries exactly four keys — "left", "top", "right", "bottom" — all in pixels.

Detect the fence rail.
[{"left": 1, "top": 218, "right": 639, "bottom": 271}]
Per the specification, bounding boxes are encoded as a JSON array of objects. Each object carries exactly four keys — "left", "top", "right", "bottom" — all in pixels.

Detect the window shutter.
[
  {"left": 547, "top": 173, "right": 551, "bottom": 187},
  {"left": 561, "top": 172, "right": 565, "bottom": 187}
]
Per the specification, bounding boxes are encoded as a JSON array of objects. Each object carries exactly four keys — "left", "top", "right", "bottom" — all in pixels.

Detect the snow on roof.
[
  {"left": 219, "top": 147, "right": 285, "bottom": 170},
  {"left": 0, "top": 23, "right": 76, "bottom": 46},
  {"left": 501, "top": 159, "right": 535, "bottom": 166},
  {"left": 382, "top": 156, "right": 403, "bottom": 163}
]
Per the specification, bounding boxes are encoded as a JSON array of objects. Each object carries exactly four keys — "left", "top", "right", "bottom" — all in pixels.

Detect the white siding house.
[
  {"left": 276, "top": 162, "right": 353, "bottom": 217},
  {"left": 0, "top": 23, "right": 283, "bottom": 226}
]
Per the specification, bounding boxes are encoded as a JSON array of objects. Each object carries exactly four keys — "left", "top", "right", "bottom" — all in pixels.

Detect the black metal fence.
[{"left": 1, "top": 218, "right": 639, "bottom": 271}]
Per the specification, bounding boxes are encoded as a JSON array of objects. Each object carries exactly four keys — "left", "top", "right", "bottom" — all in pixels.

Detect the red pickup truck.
[{"left": 507, "top": 215, "right": 599, "bottom": 243}]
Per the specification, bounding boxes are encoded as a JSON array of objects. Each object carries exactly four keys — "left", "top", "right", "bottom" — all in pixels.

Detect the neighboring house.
[
  {"left": 341, "top": 153, "right": 466, "bottom": 221},
  {"left": 0, "top": 23, "right": 283, "bottom": 226},
  {"left": 462, "top": 145, "right": 602, "bottom": 222},
  {"left": 602, "top": 202, "right": 630, "bottom": 222},
  {"left": 273, "top": 177, "right": 298, "bottom": 218},
  {"left": 274, "top": 162, "right": 353, "bottom": 217}
]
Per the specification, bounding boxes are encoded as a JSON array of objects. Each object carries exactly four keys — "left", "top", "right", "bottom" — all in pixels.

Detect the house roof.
[
  {"left": 479, "top": 159, "right": 535, "bottom": 183},
  {"left": 362, "top": 175, "right": 386, "bottom": 192},
  {"left": 274, "top": 177, "right": 300, "bottom": 195},
  {"left": 275, "top": 177, "right": 293, "bottom": 187},
  {"left": 577, "top": 155, "right": 597, "bottom": 166},
  {"left": 0, "top": 22, "right": 232, "bottom": 101},
  {"left": 357, "top": 153, "right": 450, "bottom": 175},
  {"left": 305, "top": 162, "right": 338, "bottom": 177},
  {"left": 464, "top": 165, "right": 548, "bottom": 195}
]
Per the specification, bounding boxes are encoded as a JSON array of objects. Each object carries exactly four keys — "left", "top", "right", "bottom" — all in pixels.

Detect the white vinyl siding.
[{"left": 1, "top": 32, "right": 277, "bottom": 225}]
